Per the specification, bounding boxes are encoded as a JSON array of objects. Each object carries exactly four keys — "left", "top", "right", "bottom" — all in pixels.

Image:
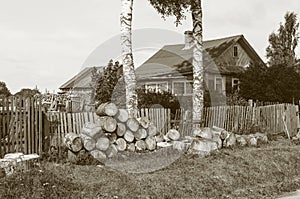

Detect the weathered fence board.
[{"left": 177, "top": 104, "right": 299, "bottom": 137}]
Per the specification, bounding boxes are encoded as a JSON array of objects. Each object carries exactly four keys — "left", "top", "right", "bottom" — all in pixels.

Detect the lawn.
[{"left": 1, "top": 140, "right": 300, "bottom": 199}]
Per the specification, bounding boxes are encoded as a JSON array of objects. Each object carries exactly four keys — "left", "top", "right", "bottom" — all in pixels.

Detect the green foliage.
[
  {"left": 0, "top": 81, "right": 11, "bottom": 97},
  {"left": 266, "top": 12, "right": 299, "bottom": 66},
  {"left": 239, "top": 63, "right": 300, "bottom": 103}
]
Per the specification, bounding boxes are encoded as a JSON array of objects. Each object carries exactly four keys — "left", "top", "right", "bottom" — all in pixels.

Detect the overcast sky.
[{"left": 1, "top": 0, "right": 300, "bottom": 94}]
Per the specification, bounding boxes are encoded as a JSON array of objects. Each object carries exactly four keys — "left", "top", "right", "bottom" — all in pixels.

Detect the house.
[
  {"left": 59, "top": 67, "right": 103, "bottom": 112},
  {"left": 135, "top": 33, "right": 265, "bottom": 106},
  {"left": 60, "top": 33, "right": 265, "bottom": 110}
]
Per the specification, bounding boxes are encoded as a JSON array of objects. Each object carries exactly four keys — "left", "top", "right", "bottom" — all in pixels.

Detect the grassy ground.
[{"left": 1, "top": 140, "right": 300, "bottom": 199}]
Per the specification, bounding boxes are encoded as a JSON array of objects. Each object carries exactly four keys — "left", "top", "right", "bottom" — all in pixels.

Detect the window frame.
[
  {"left": 172, "top": 80, "right": 193, "bottom": 96},
  {"left": 233, "top": 45, "right": 238, "bottom": 57},
  {"left": 232, "top": 78, "right": 240, "bottom": 92},
  {"left": 145, "top": 81, "right": 169, "bottom": 93}
]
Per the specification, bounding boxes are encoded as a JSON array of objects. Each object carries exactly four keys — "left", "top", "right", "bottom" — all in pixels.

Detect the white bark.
[
  {"left": 121, "top": 0, "right": 138, "bottom": 118},
  {"left": 191, "top": 0, "right": 204, "bottom": 124}
]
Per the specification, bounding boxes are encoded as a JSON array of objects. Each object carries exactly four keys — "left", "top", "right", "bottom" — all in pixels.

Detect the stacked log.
[{"left": 78, "top": 103, "right": 189, "bottom": 158}]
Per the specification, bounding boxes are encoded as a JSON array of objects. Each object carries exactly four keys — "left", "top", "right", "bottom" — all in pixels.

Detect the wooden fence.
[
  {"left": 178, "top": 104, "right": 300, "bottom": 137},
  {"left": 0, "top": 95, "right": 299, "bottom": 157},
  {"left": 47, "top": 108, "right": 171, "bottom": 149},
  {"left": 0, "top": 97, "right": 44, "bottom": 158}
]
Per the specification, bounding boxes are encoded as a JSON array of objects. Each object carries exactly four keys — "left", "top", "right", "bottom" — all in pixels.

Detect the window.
[
  {"left": 208, "top": 80, "right": 214, "bottom": 91},
  {"left": 233, "top": 46, "right": 238, "bottom": 57},
  {"left": 232, "top": 78, "right": 240, "bottom": 92},
  {"left": 145, "top": 82, "right": 168, "bottom": 93},
  {"left": 215, "top": 77, "right": 223, "bottom": 93},
  {"left": 207, "top": 76, "right": 224, "bottom": 94},
  {"left": 173, "top": 82, "right": 184, "bottom": 95},
  {"left": 172, "top": 81, "right": 193, "bottom": 96}
]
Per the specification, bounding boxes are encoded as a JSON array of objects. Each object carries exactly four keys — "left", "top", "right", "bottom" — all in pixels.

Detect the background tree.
[
  {"left": 266, "top": 12, "right": 299, "bottom": 67},
  {"left": 120, "top": 0, "right": 138, "bottom": 118},
  {"left": 239, "top": 63, "right": 300, "bottom": 103},
  {"left": 148, "top": 0, "right": 204, "bottom": 123},
  {"left": 92, "top": 60, "right": 179, "bottom": 116},
  {"left": 92, "top": 60, "right": 123, "bottom": 107},
  {"left": 0, "top": 81, "right": 11, "bottom": 97},
  {"left": 14, "top": 88, "right": 41, "bottom": 98},
  {"left": 239, "top": 63, "right": 268, "bottom": 101}
]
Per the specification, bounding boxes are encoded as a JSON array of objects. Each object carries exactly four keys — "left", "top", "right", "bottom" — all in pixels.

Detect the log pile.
[
  {"left": 65, "top": 102, "right": 182, "bottom": 163},
  {"left": 64, "top": 102, "right": 271, "bottom": 162}
]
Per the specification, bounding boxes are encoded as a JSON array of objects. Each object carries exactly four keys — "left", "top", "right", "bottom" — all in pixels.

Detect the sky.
[{"left": 0, "top": 0, "right": 300, "bottom": 94}]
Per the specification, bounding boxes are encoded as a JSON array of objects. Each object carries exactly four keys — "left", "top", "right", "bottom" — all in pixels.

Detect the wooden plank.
[
  {"left": 67, "top": 113, "right": 72, "bottom": 133},
  {"left": 0, "top": 97, "right": 3, "bottom": 157}
]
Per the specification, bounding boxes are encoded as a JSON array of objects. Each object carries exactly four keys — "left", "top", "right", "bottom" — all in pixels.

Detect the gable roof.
[
  {"left": 136, "top": 35, "right": 265, "bottom": 80},
  {"left": 59, "top": 67, "right": 103, "bottom": 90}
]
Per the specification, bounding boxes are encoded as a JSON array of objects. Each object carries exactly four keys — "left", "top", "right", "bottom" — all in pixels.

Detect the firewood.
[
  {"left": 223, "top": 133, "right": 237, "bottom": 148},
  {"left": 172, "top": 141, "right": 187, "bottom": 152},
  {"left": 81, "top": 135, "right": 96, "bottom": 151},
  {"left": 188, "top": 139, "right": 218, "bottom": 155},
  {"left": 166, "top": 129, "right": 180, "bottom": 141},
  {"left": 254, "top": 132, "right": 268, "bottom": 144},
  {"left": 124, "top": 130, "right": 135, "bottom": 143},
  {"left": 116, "top": 123, "right": 126, "bottom": 137},
  {"left": 115, "top": 109, "right": 129, "bottom": 123},
  {"left": 64, "top": 132, "right": 83, "bottom": 153},
  {"left": 96, "top": 136, "right": 110, "bottom": 151},
  {"left": 154, "top": 134, "right": 164, "bottom": 143},
  {"left": 82, "top": 122, "right": 103, "bottom": 139},
  {"left": 106, "top": 144, "right": 118, "bottom": 158},
  {"left": 107, "top": 133, "right": 117, "bottom": 143},
  {"left": 67, "top": 150, "right": 78, "bottom": 163},
  {"left": 126, "top": 118, "right": 139, "bottom": 132},
  {"left": 134, "top": 128, "right": 147, "bottom": 140},
  {"left": 147, "top": 124, "right": 158, "bottom": 137},
  {"left": 96, "top": 116, "right": 117, "bottom": 133},
  {"left": 138, "top": 117, "right": 150, "bottom": 129},
  {"left": 236, "top": 135, "right": 247, "bottom": 147},
  {"left": 145, "top": 136, "right": 156, "bottom": 151},
  {"left": 135, "top": 140, "right": 147, "bottom": 151},
  {"left": 193, "top": 127, "right": 213, "bottom": 139},
  {"left": 115, "top": 138, "right": 127, "bottom": 151},
  {"left": 90, "top": 150, "right": 107, "bottom": 162},
  {"left": 127, "top": 143, "right": 136, "bottom": 152},
  {"left": 96, "top": 102, "right": 119, "bottom": 117}
]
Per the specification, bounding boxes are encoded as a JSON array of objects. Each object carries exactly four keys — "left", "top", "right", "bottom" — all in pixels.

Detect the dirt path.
[{"left": 105, "top": 147, "right": 183, "bottom": 173}]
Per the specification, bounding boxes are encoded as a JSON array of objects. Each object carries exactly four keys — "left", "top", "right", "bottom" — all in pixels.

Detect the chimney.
[{"left": 183, "top": 31, "right": 195, "bottom": 50}]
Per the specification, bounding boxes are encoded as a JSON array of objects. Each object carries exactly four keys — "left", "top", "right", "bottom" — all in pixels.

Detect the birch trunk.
[
  {"left": 191, "top": 0, "right": 204, "bottom": 124},
  {"left": 121, "top": 0, "right": 138, "bottom": 119}
]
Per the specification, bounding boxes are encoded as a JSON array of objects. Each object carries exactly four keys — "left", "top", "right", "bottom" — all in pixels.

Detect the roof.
[
  {"left": 136, "top": 35, "right": 265, "bottom": 80},
  {"left": 59, "top": 67, "right": 103, "bottom": 90}
]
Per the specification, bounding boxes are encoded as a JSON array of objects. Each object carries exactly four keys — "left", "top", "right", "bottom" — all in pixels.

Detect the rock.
[
  {"left": 172, "top": 141, "right": 187, "bottom": 152},
  {"left": 188, "top": 138, "right": 218, "bottom": 155},
  {"left": 193, "top": 127, "right": 213, "bottom": 139},
  {"left": 157, "top": 142, "right": 173, "bottom": 148},
  {"left": 236, "top": 135, "right": 247, "bottom": 147},
  {"left": 249, "top": 136, "right": 257, "bottom": 146},
  {"left": 223, "top": 133, "right": 237, "bottom": 148},
  {"left": 254, "top": 132, "right": 268, "bottom": 144}
]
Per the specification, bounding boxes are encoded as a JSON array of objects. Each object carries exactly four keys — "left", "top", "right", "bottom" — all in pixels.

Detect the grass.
[{"left": 1, "top": 140, "right": 300, "bottom": 198}]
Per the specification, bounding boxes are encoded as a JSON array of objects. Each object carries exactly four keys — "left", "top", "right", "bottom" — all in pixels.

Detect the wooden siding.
[{"left": 217, "top": 42, "right": 251, "bottom": 67}]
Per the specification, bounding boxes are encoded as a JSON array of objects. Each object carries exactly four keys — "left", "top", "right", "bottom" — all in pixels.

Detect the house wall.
[{"left": 217, "top": 42, "right": 252, "bottom": 67}]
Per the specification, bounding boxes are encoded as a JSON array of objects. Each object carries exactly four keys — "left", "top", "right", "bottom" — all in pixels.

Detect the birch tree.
[
  {"left": 148, "top": 0, "right": 204, "bottom": 123},
  {"left": 120, "top": 0, "right": 138, "bottom": 118}
]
